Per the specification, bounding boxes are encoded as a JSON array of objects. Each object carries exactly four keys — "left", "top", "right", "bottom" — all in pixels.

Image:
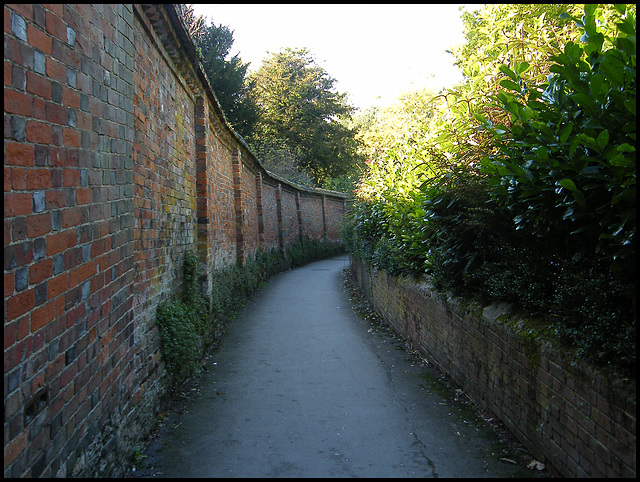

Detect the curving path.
[{"left": 139, "top": 255, "right": 531, "bottom": 478}]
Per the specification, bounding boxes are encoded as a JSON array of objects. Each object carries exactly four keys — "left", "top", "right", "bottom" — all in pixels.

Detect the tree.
[
  {"left": 248, "top": 47, "right": 361, "bottom": 183},
  {"left": 182, "top": 5, "right": 259, "bottom": 140}
]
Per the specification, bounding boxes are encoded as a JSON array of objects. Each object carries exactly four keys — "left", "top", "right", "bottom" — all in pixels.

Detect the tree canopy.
[
  {"left": 248, "top": 47, "right": 362, "bottom": 184},
  {"left": 182, "top": 6, "right": 259, "bottom": 140}
]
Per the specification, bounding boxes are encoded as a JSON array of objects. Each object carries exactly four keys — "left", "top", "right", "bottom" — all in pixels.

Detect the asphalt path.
[{"left": 138, "top": 255, "right": 533, "bottom": 478}]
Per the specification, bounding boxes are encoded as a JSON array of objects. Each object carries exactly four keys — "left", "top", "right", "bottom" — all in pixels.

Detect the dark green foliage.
[
  {"left": 343, "top": 193, "right": 430, "bottom": 277},
  {"left": 285, "top": 235, "right": 345, "bottom": 268},
  {"left": 192, "top": 21, "right": 260, "bottom": 139},
  {"left": 478, "top": 5, "right": 636, "bottom": 276},
  {"left": 156, "top": 251, "right": 208, "bottom": 380},
  {"left": 248, "top": 48, "right": 363, "bottom": 184}
]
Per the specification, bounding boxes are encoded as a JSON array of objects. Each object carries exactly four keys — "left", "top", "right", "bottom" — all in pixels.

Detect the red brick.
[
  {"left": 5, "top": 142, "right": 35, "bottom": 167},
  {"left": 29, "top": 259, "right": 53, "bottom": 284},
  {"left": 4, "top": 88, "right": 33, "bottom": 116},
  {"left": 76, "top": 188, "right": 93, "bottom": 205},
  {"left": 45, "top": 10, "right": 66, "bottom": 41},
  {"left": 62, "top": 207, "right": 81, "bottom": 228},
  {"left": 5, "top": 192, "right": 32, "bottom": 216},
  {"left": 62, "top": 169, "right": 80, "bottom": 187},
  {"left": 4, "top": 272, "right": 15, "bottom": 297},
  {"left": 3, "top": 432, "right": 28, "bottom": 468},
  {"left": 26, "top": 71, "right": 52, "bottom": 99},
  {"left": 27, "top": 24, "right": 52, "bottom": 55},
  {"left": 4, "top": 320, "right": 17, "bottom": 350},
  {"left": 47, "top": 4, "right": 64, "bottom": 17},
  {"left": 31, "top": 299, "right": 55, "bottom": 331},
  {"left": 48, "top": 272, "right": 68, "bottom": 299},
  {"left": 16, "top": 315, "right": 30, "bottom": 341},
  {"left": 4, "top": 166, "right": 11, "bottom": 191},
  {"left": 27, "top": 169, "right": 51, "bottom": 190},
  {"left": 45, "top": 190, "right": 66, "bottom": 209},
  {"left": 7, "top": 4, "right": 34, "bottom": 21},
  {"left": 26, "top": 120, "right": 52, "bottom": 144},
  {"left": 33, "top": 97, "right": 45, "bottom": 120},
  {"left": 27, "top": 213, "right": 51, "bottom": 238},
  {"left": 62, "top": 87, "right": 80, "bottom": 109},
  {"left": 6, "top": 289, "right": 35, "bottom": 321},
  {"left": 46, "top": 58, "right": 67, "bottom": 84},
  {"left": 3, "top": 9, "right": 9, "bottom": 36},
  {"left": 46, "top": 229, "right": 76, "bottom": 256},
  {"left": 11, "top": 167, "right": 28, "bottom": 190},
  {"left": 77, "top": 260, "right": 96, "bottom": 283},
  {"left": 45, "top": 101, "right": 67, "bottom": 125},
  {"left": 59, "top": 363, "right": 78, "bottom": 389},
  {"left": 62, "top": 128, "right": 81, "bottom": 148}
]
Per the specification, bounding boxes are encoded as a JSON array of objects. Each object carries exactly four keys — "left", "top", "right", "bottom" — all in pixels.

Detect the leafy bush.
[
  {"left": 347, "top": 4, "right": 636, "bottom": 375},
  {"left": 478, "top": 4, "right": 636, "bottom": 276},
  {"left": 156, "top": 251, "right": 209, "bottom": 380}
]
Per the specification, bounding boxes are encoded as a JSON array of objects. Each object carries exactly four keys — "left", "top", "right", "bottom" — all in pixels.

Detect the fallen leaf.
[{"left": 527, "top": 460, "right": 546, "bottom": 471}]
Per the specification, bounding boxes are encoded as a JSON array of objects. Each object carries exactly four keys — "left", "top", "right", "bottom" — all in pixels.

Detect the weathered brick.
[
  {"left": 29, "top": 259, "right": 53, "bottom": 284},
  {"left": 7, "top": 288, "right": 36, "bottom": 321},
  {"left": 5, "top": 193, "right": 33, "bottom": 217},
  {"left": 27, "top": 213, "right": 51, "bottom": 238},
  {"left": 26, "top": 71, "right": 51, "bottom": 99},
  {"left": 46, "top": 229, "right": 76, "bottom": 256},
  {"left": 5, "top": 142, "right": 35, "bottom": 167},
  {"left": 76, "top": 188, "right": 93, "bottom": 205},
  {"left": 47, "top": 272, "right": 68, "bottom": 300},
  {"left": 46, "top": 57, "right": 67, "bottom": 84},
  {"left": 31, "top": 299, "right": 55, "bottom": 331},
  {"left": 3, "top": 3, "right": 349, "bottom": 479},
  {"left": 25, "top": 120, "right": 52, "bottom": 144},
  {"left": 350, "top": 260, "right": 635, "bottom": 479},
  {"left": 27, "top": 23, "right": 51, "bottom": 55},
  {"left": 44, "top": 10, "right": 66, "bottom": 41}
]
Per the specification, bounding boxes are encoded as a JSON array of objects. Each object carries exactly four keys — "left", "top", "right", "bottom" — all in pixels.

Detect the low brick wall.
[{"left": 351, "top": 258, "right": 636, "bottom": 478}]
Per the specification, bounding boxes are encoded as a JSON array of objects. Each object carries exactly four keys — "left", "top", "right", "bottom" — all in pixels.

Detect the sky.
[{"left": 190, "top": 4, "right": 483, "bottom": 111}]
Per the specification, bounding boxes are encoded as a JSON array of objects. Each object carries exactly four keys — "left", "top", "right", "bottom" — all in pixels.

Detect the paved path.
[{"left": 140, "top": 256, "right": 530, "bottom": 478}]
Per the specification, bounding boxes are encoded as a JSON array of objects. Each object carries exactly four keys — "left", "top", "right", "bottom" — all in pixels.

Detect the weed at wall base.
[{"left": 156, "top": 240, "right": 344, "bottom": 386}]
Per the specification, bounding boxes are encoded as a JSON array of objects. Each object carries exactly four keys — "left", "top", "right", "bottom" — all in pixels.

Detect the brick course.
[
  {"left": 351, "top": 259, "right": 636, "bottom": 478},
  {"left": 4, "top": 4, "right": 346, "bottom": 477}
]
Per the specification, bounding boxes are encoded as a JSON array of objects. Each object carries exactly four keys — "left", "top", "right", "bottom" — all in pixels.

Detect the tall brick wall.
[
  {"left": 261, "top": 177, "right": 281, "bottom": 250},
  {"left": 351, "top": 259, "right": 636, "bottom": 478},
  {"left": 4, "top": 4, "right": 347, "bottom": 477},
  {"left": 299, "top": 192, "right": 324, "bottom": 240}
]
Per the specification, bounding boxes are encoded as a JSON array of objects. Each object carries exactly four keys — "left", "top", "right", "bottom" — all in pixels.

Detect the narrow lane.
[{"left": 141, "top": 256, "right": 529, "bottom": 477}]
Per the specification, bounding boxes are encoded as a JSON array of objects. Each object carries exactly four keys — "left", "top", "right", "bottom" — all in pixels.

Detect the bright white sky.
[{"left": 190, "top": 3, "right": 483, "bottom": 111}]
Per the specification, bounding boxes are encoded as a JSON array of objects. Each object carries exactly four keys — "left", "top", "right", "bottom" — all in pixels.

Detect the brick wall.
[
  {"left": 299, "top": 192, "right": 324, "bottom": 240},
  {"left": 4, "top": 4, "right": 347, "bottom": 477},
  {"left": 351, "top": 259, "right": 636, "bottom": 478},
  {"left": 261, "top": 177, "right": 281, "bottom": 250}
]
